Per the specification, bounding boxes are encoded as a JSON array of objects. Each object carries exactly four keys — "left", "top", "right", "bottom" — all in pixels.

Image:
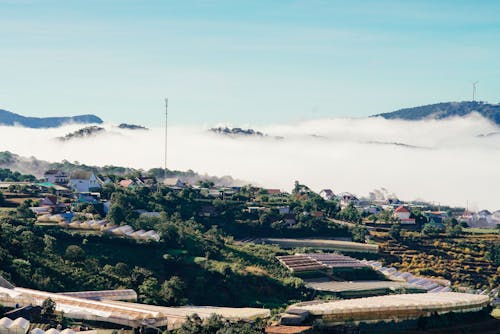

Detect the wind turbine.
[{"left": 472, "top": 81, "right": 479, "bottom": 102}]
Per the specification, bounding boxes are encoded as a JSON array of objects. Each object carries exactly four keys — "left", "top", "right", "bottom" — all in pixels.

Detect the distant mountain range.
[
  {"left": 0, "top": 109, "right": 102, "bottom": 128},
  {"left": 374, "top": 101, "right": 500, "bottom": 125}
]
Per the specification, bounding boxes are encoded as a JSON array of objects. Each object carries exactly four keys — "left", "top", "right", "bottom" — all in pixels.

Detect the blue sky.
[{"left": 1, "top": 0, "right": 500, "bottom": 126}]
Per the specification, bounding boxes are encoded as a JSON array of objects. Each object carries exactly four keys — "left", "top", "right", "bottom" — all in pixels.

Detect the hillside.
[
  {"left": 57, "top": 126, "right": 106, "bottom": 141},
  {"left": 0, "top": 108, "right": 103, "bottom": 128},
  {"left": 0, "top": 151, "right": 244, "bottom": 186},
  {"left": 374, "top": 101, "right": 500, "bottom": 125}
]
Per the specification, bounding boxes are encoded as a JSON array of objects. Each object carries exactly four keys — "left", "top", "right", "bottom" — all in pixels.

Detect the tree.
[
  {"left": 0, "top": 191, "right": 4, "bottom": 205},
  {"left": 160, "top": 276, "right": 186, "bottom": 305},
  {"left": 107, "top": 204, "right": 126, "bottom": 225},
  {"left": 138, "top": 277, "right": 159, "bottom": 304},
  {"left": 41, "top": 298, "right": 56, "bottom": 320},
  {"left": 446, "top": 224, "right": 462, "bottom": 237},
  {"left": 389, "top": 223, "right": 402, "bottom": 240},
  {"left": 16, "top": 199, "right": 35, "bottom": 219},
  {"left": 64, "top": 245, "right": 86, "bottom": 262},
  {"left": 421, "top": 223, "right": 440, "bottom": 237},
  {"left": 350, "top": 225, "right": 368, "bottom": 243}
]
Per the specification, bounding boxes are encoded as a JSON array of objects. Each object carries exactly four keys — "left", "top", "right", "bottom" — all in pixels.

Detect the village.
[{"left": 0, "top": 166, "right": 499, "bottom": 333}]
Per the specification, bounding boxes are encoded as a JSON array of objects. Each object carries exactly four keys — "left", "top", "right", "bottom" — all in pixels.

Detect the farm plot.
[{"left": 254, "top": 238, "right": 378, "bottom": 253}]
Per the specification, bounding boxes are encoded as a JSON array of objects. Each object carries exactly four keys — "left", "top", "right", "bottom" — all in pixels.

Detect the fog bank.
[{"left": 1, "top": 113, "right": 499, "bottom": 211}]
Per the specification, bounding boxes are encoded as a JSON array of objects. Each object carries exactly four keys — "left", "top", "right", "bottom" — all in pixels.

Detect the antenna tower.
[
  {"left": 472, "top": 81, "right": 478, "bottom": 101},
  {"left": 164, "top": 98, "right": 168, "bottom": 181}
]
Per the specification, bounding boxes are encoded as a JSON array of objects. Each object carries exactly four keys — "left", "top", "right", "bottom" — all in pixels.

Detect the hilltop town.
[{"left": 0, "top": 165, "right": 498, "bottom": 333}]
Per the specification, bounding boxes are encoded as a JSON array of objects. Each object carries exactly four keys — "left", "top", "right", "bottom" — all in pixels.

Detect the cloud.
[{"left": 0, "top": 113, "right": 499, "bottom": 211}]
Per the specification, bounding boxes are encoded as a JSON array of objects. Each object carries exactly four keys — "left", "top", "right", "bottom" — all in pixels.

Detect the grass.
[{"left": 464, "top": 227, "right": 499, "bottom": 234}]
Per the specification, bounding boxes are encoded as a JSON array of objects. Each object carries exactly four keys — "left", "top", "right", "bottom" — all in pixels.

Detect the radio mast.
[{"left": 164, "top": 98, "right": 168, "bottom": 181}]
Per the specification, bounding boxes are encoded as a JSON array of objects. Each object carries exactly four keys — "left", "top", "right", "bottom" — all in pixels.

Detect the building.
[
  {"left": 319, "top": 189, "right": 335, "bottom": 201},
  {"left": 338, "top": 193, "right": 359, "bottom": 209},
  {"left": 118, "top": 179, "right": 136, "bottom": 188},
  {"left": 43, "top": 170, "right": 68, "bottom": 185},
  {"left": 393, "top": 206, "right": 416, "bottom": 224},
  {"left": 265, "top": 189, "right": 281, "bottom": 195},
  {"left": 163, "top": 178, "right": 186, "bottom": 188},
  {"left": 69, "top": 171, "right": 101, "bottom": 193},
  {"left": 278, "top": 206, "right": 291, "bottom": 215}
]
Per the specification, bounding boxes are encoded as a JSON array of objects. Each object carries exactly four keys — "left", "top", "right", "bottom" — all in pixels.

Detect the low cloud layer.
[{"left": 1, "top": 113, "right": 499, "bottom": 211}]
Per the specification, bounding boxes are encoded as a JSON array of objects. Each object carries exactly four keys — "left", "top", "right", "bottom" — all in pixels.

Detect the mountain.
[
  {"left": 209, "top": 126, "right": 266, "bottom": 137},
  {"left": 57, "top": 126, "right": 106, "bottom": 141},
  {"left": 118, "top": 123, "right": 148, "bottom": 130},
  {"left": 0, "top": 108, "right": 103, "bottom": 128},
  {"left": 374, "top": 101, "right": 500, "bottom": 125}
]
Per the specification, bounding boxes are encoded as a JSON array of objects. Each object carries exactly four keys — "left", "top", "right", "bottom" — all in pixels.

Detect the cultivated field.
[
  {"left": 304, "top": 280, "right": 426, "bottom": 294},
  {"left": 251, "top": 238, "right": 379, "bottom": 253}
]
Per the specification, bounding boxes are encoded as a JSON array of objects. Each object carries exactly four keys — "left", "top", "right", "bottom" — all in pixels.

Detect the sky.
[{"left": 1, "top": 0, "right": 500, "bottom": 126}]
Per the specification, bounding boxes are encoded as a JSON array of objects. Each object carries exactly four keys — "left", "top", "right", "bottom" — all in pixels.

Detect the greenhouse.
[
  {"left": 0, "top": 286, "right": 270, "bottom": 329},
  {"left": 277, "top": 253, "right": 370, "bottom": 273},
  {"left": 286, "top": 292, "right": 490, "bottom": 323},
  {"left": 0, "top": 317, "right": 29, "bottom": 334},
  {"left": 58, "top": 289, "right": 137, "bottom": 301}
]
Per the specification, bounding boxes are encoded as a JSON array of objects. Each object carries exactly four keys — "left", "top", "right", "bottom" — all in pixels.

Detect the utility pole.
[
  {"left": 164, "top": 98, "right": 168, "bottom": 181},
  {"left": 158, "top": 98, "right": 168, "bottom": 193}
]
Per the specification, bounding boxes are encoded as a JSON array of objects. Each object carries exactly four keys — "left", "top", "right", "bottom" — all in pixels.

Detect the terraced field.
[{"left": 245, "top": 237, "right": 379, "bottom": 253}]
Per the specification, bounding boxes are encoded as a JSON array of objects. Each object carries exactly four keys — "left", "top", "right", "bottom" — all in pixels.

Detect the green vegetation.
[
  {"left": 376, "top": 101, "right": 500, "bottom": 125},
  {"left": 0, "top": 168, "right": 37, "bottom": 182},
  {"left": 174, "top": 314, "right": 264, "bottom": 334},
  {"left": 0, "top": 208, "right": 309, "bottom": 308}
]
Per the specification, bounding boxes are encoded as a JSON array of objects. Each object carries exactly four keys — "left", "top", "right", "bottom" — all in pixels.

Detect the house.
[
  {"left": 119, "top": 179, "right": 136, "bottom": 188},
  {"left": 423, "top": 211, "right": 449, "bottom": 224},
  {"left": 319, "top": 189, "right": 335, "bottom": 201},
  {"left": 312, "top": 211, "right": 324, "bottom": 218},
  {"left": 39, "top": 195, "right": 57, "bottom": 207},
  {"left": 163, "top": 177, "right": 186, "bottom": 188},
  {"left": 43, "top": 170, "right": 69, "bottom": 185},
  {"left": 278, "top": 206, "right": 291, "bottom": 215},
  {"left": 265, "top": 189, "right": 281, "bottom": 195},
  {"left": 393, "top": 205, "right": 416, "bottom": 224},
  {"left": 364, "top": 205, "right": 382, "bottom": 215},
  {"left": 247, "top": 206, "right": 266, "bottom": 214},
  {"left": 199, "top": 205, "right": 217, "bottom": 217},
  {"left": 338, "top": 192, "right": 359, "bottom": 209},
  {"left": 283, "top": 213, "right": 297, "bottom": 226},
  {"left": 69, "top": 171, "right": 101, "bottom": 193}
]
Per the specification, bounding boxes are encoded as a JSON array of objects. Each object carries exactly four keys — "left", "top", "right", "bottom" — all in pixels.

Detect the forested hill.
[
  {"left": 374, "top": 101, "right": 500, "bottom": 125},
  {"left": 0, "top": 108, "right": 102, "bottom": 128}
]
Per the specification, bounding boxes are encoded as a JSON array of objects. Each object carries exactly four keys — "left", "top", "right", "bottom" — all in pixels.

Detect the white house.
[
  {"left": 319, "top": 189, "right": 335, "bottom": 200},
  {"left": 163, "top": 177, "right": 186, "bottom": 188},
  {"left": 393, "top": 205, "right": 416, "bottom": 224},
  {"left": 338, "top": 192, "right": 359, "bottom": 209},
  {"left": 44, "top": 170, "right": 69, "bottom": 185},
  {"left": 69, "top": 171, "right": 101, "bottom": 193}
]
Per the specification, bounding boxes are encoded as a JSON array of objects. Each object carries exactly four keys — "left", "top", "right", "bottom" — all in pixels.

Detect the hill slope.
[
  {"left": 0, "top": 108, "right": 103, "bottom": 128},
  {"left": 374, "top": 101, "right": 500, "bottom": 125}
]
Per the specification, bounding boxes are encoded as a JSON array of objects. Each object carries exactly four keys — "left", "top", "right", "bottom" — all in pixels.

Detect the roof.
[
  {"left": 70, "top": 171, "right": 93, "bottom": 180},
  {"left": 37, "top": 182, "right": 69, "bottom": 191},
  {"left": 394, "top": 205, "right": 410, "bottom": 213},
  {"left": 164, "top": 178, "right": 183, "bottom": 186},
  {"left": 119, "top": 179, "right": 135, "bottom": 187},
  {"left": 266, "top": 189, "right": 281, "bottom": 195},
  {"left": 288, "top": 292, "right": 489, "bottom": 317},
  {"left": 44, "top": 170, "right": 66, "bottom": 175},
  {"left": 265, "top": 326, "right": 312, "bottom": 334}
]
